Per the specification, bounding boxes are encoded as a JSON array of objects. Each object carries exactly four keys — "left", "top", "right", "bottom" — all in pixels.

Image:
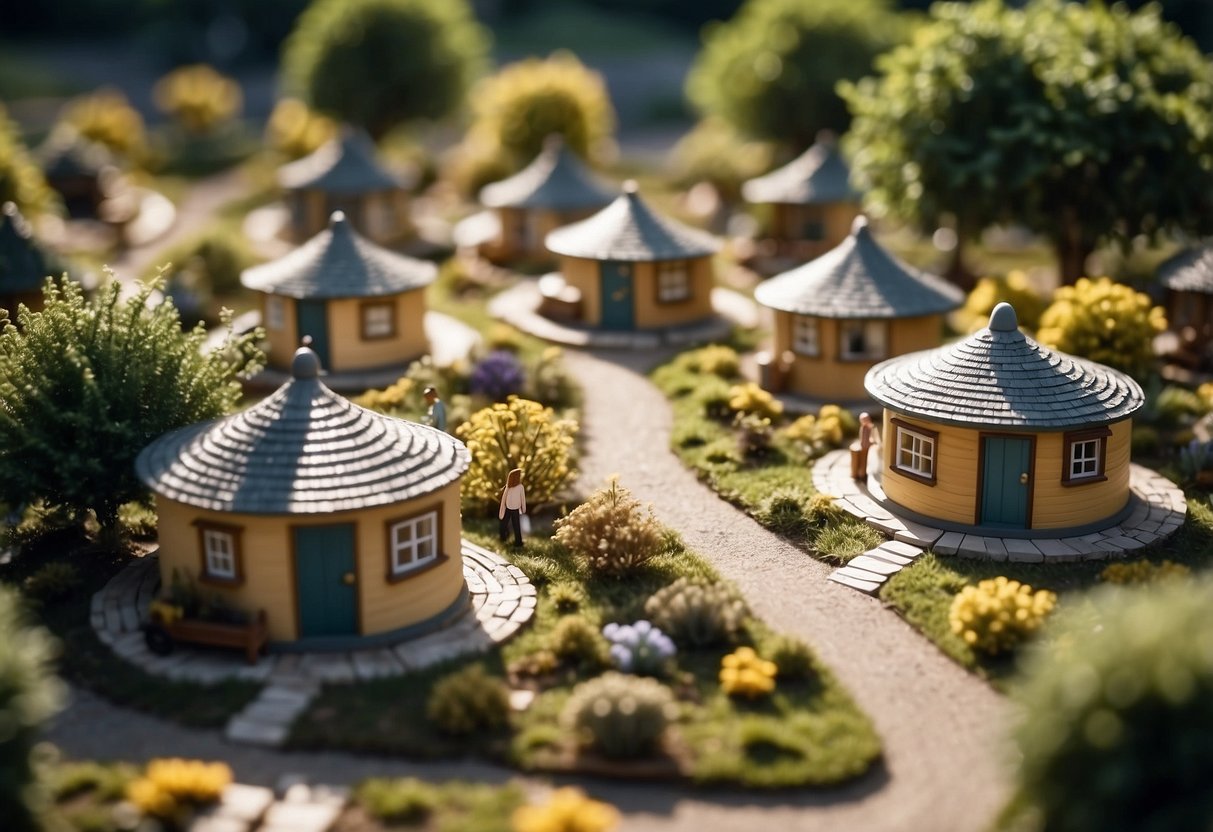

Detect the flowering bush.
[
  {"left": 60, "top": 88, "right": 147, "bottom": 161},
  {"left": 353, "top": 377, "right": 415, "bottom": 416},
  {"left": 602, "top": 621, "right": 676, "bottom": 677},
  {"left": 1036, "top": 277, "right": 1166, "bottom": 380},
  {"left": 733, "top": 412, "right": 774, "bottom": 459},
  {"left": 470, "top": 350, "right": 526, "bottom": 401},
  {"left": 949, "top": 577, "right": 1057, "bottom": 656},
  {"left": 781, "top": 404, "right": 857, "bottom": 455},
  {"left": 560, "top": 672, "right": 678, "bottom": 760},
  {"left": 126, "top": 759, "right": 232, "bottom": 820},
  {"left": 1100, "top": 559, "right": 1190, "bottom": 585},
  {"left": 554, "top": 477, "right": 665, "bottom": 577},
  {"left": 512, "top": 787, "right": 620, "bottom": 832},
  {"left": 265, "top": 97, "right": 337, "bottom": 160},
  {"left": 955, "top": 271, "right": 1047, "bottom": 334},
  {"left": 719, "top": 647, "right": 777, "bottom": 699},
  {"left": 153, "top": 65, "right": 242, "bottom": 135},
  {"left": 547, "top": 615, "right": 609, "bottom": 671},
  {"left": 727, "top": 382, "right": 783, "bottom": 421},
  {"left": 456, "top": 397, "right": 577, "bottom": 509},
  {"left": 683, "top": 344, "right": 741, "bottom": 378}
]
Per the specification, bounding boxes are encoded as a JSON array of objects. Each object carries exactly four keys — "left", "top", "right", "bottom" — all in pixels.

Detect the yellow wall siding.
[
  {"left": 262, "top": 294, "right": 299, "bottom": 371},
  {"left": 1030, "top": 419, "right": 1133, "bottom": 529},
  {"left": 559, "top": 256, "right": 601, "bottom": 324},
  {"left": 490, "top": 208, "right": 592, "bottom": 261},
  {"left": 326, "top": 292, "right": 427, "bottom": 372},
  {"left": 632, "top": 257, "right": 715, "bottom": 329},
  {"left": 880, "top": 414, "right": 980, "bottom": 524}
]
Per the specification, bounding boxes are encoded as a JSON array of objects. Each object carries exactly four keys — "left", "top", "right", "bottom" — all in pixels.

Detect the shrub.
[
  {"left": 733, "top": 412, "right": 774, "bottom": 459},
  {"left": 153, "top": 65, "right": 242, "bottom": 135},
  {"left": 764, "top": 634, "right": 816, "bottom": 681},
  {"left": 547, "top": 616, "right": 609, "bottom": 671},
  {"left": 1036, "top": 277, "right": 1166, "bottom": 380},
  {"left": 1100, "top": 560, "right": 1191, "bottom": 586},
  {"left": 643, "top": 578, "right": 748, "bottom": 648},
  {"left": 699, "top": 380, "right": 734, "bottom": 421},
  {"left": 0, "top": 586, "right": 63, "bottom": 832},
  {"left": 948, "top": 577, "right": 1057, "bottom": 656},
  {"left": 0, "top": 103, "right": 58, "bottom": 217},
  {"left": 264, "top": 97, "right": 337, "bottom": 160},
  {"left": 353, "top": 376, "right": 416, "bottom": 416},
  {"left": 811, "top": 518, "right": 884, "bottom": 562},
  {"left": 425, "top": 664, "right": 511, "bottom": 736},
  {"left": 126, "top": 758, "right": 232, "bottom": 821},
  {"left": 456, "top": 397, "right": 577, "bottom": 510},
  {"left": 602, "top": 621, "right": 676, "bottom": 677},
  {"left": 554, "top": 477, "right": 665, "bottom": 577},
  {"left": 60, "top": 88, "right": 147, "bottom": 162},
  {"left": 669, "top": 118, "right": 773, "bottom": 203},
  {"left": 526, "top": 346, "right": 577, "bottom": 411},
  {"left": 955, "top": 271, "right": 1048, "bottom": 334},
  {"left": 512, "top": 787, "right": 620, "bottom": 832},
  {"left": 727, "top": 382, "right": 782, "bottom": 421},
  {"left": 681, "top": 344, "right": 742, "bottom": 378},
  {"left": 719, "top": 647, "right": 777, "bottom": 699},
  {"left": 560, "top": 672, "right": 678, "bottom": 760},
  {"left": 357, "top": 778, "right": 437, "bottom": 825},
  {"left": 1130, "top": 425, "right": 1161, "bottom": 456},
  {"left": 147, "top": 226, "right": 259, "bottom": 298},
  {"left": 757, "top": 487, "right": 812, "bottom": 537},
  {"left": 1176, "top": 439, "right": 1213, "bottom": 485},
  {"left": 1153, "top": 385, "right": 1210, "bottom": 429},
  {"left": 782, "top": 404, "right": 856, "bottom": 455},
  {"left": 805, "top": 493, "right": 846, "bottom": 527},
  {"left": 469, "top": 350, "right": 526, "bottom": 401},
  {"left": 21, "top": 562, "right": 81, "bottom": 604},
  {"left": 283, "top": 0, "right": 489, "bottom": 140},
  {"left": 548, "top": 583, "right": 582, "bottom": 614},
  {"left": 1012, "top": 579, "right": 1213, "bottom": 831},
  {"left": 508, "top": 649, "right": 559, "bottom": 680}
]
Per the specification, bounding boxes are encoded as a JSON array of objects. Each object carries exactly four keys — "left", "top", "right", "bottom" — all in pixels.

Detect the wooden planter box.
[{"left": 145, "top": 610, "right": 269, "bottom": 665}]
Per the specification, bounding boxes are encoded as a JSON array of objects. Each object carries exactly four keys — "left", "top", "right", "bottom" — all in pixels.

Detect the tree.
[
  {"left": 0, "top": 276, "right": 263, "bottom": 531},
  {"left": 842, "top": 0, "right": 1213, "bottom": 284},
  {"left": 282, "top": 0, "right": 489, "bottom": 141},
  {"left": 0, "top": 104, "right": 58, "bottom": 219},
  {"left": 1036, "top": 276, "right": 1165, "bottom": 381},
  {"left": 686, "top": 0, "right": 903, "bottom": 150}
]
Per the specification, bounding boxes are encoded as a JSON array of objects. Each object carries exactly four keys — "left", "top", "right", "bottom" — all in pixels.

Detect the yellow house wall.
[
  {"left": 262, "top": 294, "right": 299, "bottom": 371},
  {"left": 490, "top": 208, "right": 588, "bottom": 261},
  {"left": 559, "top": 256, "right": 602, "bottom": 325},
  {"left": 153, "top": 480, "right": 465, "bottom": 642},
  {"left": 880, "top": 413, "right": 981, "bottom": 525},
  {"left": 1030, "top": 419, "right": 1132, "bottom": 529},
  {"left": 770, "top": 202, "right": 860, "bottom": 258},
  {"left": 326, "top": 292, "right": 428, "bottom": 372},
  {"left": 556, "top": 256, "right": 714, "bottom": 330}
]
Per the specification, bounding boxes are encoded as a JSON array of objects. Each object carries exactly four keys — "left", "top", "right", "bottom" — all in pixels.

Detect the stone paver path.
[{"left": 812, "top": 449, "right": 1188, "bottom": 594}]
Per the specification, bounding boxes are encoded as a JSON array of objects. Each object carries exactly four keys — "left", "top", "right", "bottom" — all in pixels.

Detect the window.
[
  {"left": 892, "top": 419, "right": 938, "bottom": 485},
  {"left": 839, "top": 320, "right": 888, "bottom": 361},
  {"left": 792, "top": 316, "right": 819, "bottom": 356},
  {"left": 656, "top": 260, "right": 691, "bottom": 303},
  {"left": 388, "top": 510, "right": 440, "bottom": 578},
  {"left": 265, "top": 296, "right": 285, "bottom": 331},
  {"left": 195, "top": 522, "right": 243, "bottom": 584},
  {"left": 1063, "top": 427, "right": 1111, "bottom": 485},
  {"left": 361, "top": 301, "right": 395, "bottom": 340}
]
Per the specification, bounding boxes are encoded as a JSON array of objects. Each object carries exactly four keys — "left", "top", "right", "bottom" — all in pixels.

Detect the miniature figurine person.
[
  {"left": 498, "top": 467, "right": 526, "bottom": 546},
  {"left": 423, "top": 386, "right": 447, "bottom": 432},
  {"left": 851, "top": 412, "right": 876, "bottom": 482}
]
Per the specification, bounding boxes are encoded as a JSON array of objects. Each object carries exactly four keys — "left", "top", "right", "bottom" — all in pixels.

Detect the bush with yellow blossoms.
[
  {"left": 126, "top": 758, "right": 231, "bottom": 821},
  {"left": 353, "top": 376, "right": 415, "bottom": 416},
  {"left": 512, "top": 787, "right": 619, "bottom": 832},
  {"left": 727, "top": 382, "right": 782, "bottom": 421},
  {"left": 782, "top": 404, "right": 857, "bottom": 455},
  {"left": 719, "top": 646, "right": 777, "bottom": 699},
  {"left": 265, "top": 97, "right": 337, "bottom": 160},
  {"left": 456, "top": 396, "right": 577, "bottom": 509},
  {"left": 949, "top": 577, "right": 1057, "bottom": 656},
  {"left": 683, "top": 344, "right": 741, "bottom": 378},
  {"left": 955, "top": 271, "right": 1048, "bottom": 334},
  {"left": 1100, "top": 559, "right": 1190, "bottom": 586},
  {"left": 60, "top": 88, "right": 147, "bottom": 162},
  {"left": 154, "top": 65, "right": 243, "bottom": 135},
  {"left": 1035, "top": 277, "right": 1166, "bottom": 380},
  {"left": 554, "top": 476, "right": 665, "bottom": 577}
]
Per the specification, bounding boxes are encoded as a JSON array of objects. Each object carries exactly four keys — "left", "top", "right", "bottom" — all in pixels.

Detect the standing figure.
[
  {"left": 498, "top": 468, "right": 526, "bottom": 546},
  {"left": 423, "top": 386, "right": 447, "bottom": 432},
  {"left": 851, "top": 412, "right": 876, "bottom": 482}
]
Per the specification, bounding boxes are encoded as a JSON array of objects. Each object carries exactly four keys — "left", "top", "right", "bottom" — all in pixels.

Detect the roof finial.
[
  {"left": 851, "top": 214, "right": 870, "bottom": 235},
  {"left": 815, "top": 129, "right": 837, "bottom": 146},
  {"left": 543, "top": 133, "right": 565, "bottom": 152},
  {"left": 293, "top": 336, "right": 321, "bottom": 379},
  {"left": 329, "top": 210, "right": 347, "bottom": 227},
  {"left": 989, "top": 302, "right": 1019, "bottom": 333},
  {"left": 622, "top": 179, "right": 639, "bottom": 196}
]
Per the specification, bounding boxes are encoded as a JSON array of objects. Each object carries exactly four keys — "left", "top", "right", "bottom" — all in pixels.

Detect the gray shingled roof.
[
  {"left": 1158, "top": 244, "right": 1213, "bottom": 294},
  {"left": 0, "top": 203, "right": 58, "bottom": 295},
  {"left": 865, "top": 303, "right": 1145, "bottom": 430},
  {"left": 544, "top": 181, "right": 720, "bottom": 261},
  {"left": 754, "top": 216, "right": 963, "bottom": 319},
  {"left": 135, "top": 347, "right": 470, "bottom": 515},
  {"left": 277, "top": 129, "right": 406, "bottom": 194},
  {"left": 240, "top": 211, "right": 435, "bottom": 299},
  {"left": 742, "top": 134, "right": 858, "bottom": 205},
  {"left": 480, "top": 136, "right": 614, "bottom": 211}
]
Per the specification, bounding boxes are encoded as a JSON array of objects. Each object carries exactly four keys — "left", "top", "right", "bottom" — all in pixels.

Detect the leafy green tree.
[
  {"left": 842, "top": 0, "right": 1213, "bottom": 284},
  {"left": 282, "top": 0, "right": 489, "bottom": 141},
  {"left": 0, "top": 275, "right": 263, "bottom": 531},
  {"left": 0, "top": 104, "right": 58, "bottom": 218},
  {"left": 686, "top": 0, "right": 903, "bottom": 150}
]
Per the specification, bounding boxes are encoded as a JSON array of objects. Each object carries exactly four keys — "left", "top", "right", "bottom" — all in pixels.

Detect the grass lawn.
[
  {"left": 289, "top": 516, "right": 881, "bottom": 789},
  {"left": 349, "top": 777, "right": 526, "bottom": 832}
]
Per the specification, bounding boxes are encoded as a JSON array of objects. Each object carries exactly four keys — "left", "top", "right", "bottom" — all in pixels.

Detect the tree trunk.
[
  {"left": 944, "top": 235, "right": 978, "bottom": 292},
  {"left": 1056, "top": 212, "right": 1095, "bottom": 286}
]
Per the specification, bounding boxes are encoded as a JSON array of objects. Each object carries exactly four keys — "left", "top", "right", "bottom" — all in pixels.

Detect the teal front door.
[
  {"left": 294, "top": 524, "right": 358, "bottom": 638},
  {"left": 980, "top": 436, "right": 1033, "bottom": 528},
  {"left": 599, "top": 261, "right": 634, "bottom": 330},
  {"left": 295, "top": 300, "right": 330, "bottom": 368}
]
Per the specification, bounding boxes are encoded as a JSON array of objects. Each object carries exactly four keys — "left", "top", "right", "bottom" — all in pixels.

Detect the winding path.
[{"left": 47, "top": 347, "right": 1012, "bottom": 832}]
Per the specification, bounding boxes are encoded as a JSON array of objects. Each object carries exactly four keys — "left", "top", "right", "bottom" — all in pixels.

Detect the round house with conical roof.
[
  {"left": 864, "top": 303, "right": 1145, "bottom": 535},
  {"left": 135, "top": 346, "right": 471, "bottom": 645},
  {"left": 755, "top": 216, "right": 963, "bottom": 402},
  {"left": 1157, "top": 244, "right": 1213, "bottom": 362},
  {"left": 543, "top": 182, "right": 720, "bottom": 331},
  {"left": 241, "top": 211, "right": 435, "bottom": 374},
  {"left": 477, "top": 135, "right": 614, "bottom": 264},
  {"left": 742, "top": 133, "right": 861, "bottom": 263},
  {"left": 0, "top": 202, "right": 59, "bottom": 316},
  {"left": 278, "top": 129, "right": 413, "bottom": 244}
]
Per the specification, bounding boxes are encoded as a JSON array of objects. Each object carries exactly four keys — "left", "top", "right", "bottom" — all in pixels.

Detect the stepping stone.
[
  {"left": 878, "top": 540, "right": 924, "bottom": 559},
  {"left": 224, "top": 718, "right": 288, "bottom": 747},
  {"left": 1004, "top": 539, "right": 1044, "bottom": 563},
  {"left": 865, "top": 549, "right": 914, "bottom": 567},
  {"left": 848, "top": 555, "right": 903, "bottom": 576},
  {"left": 828, "top": 572, "right": 883, "bottom": 595},
  {"left": 933, "top": 531, "right": 964, "bottom": 556},
  {"left": 834, "top": 564, "right": 889, "bottom": 584},
  {"left": 893, "top": 520, "right": 944, "bottom": 548}
]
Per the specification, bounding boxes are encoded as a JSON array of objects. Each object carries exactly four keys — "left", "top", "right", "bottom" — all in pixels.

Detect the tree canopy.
[
  {"left": 686, "top": 0, "right": 903, "bottom": 151},
  {"left": 0, "top": 276, "right": 262, "bottom": 530},
  {"left": 282, "top": 0, "right": 489, "bottom": 141},
  {"left": 842, "top": 0, "right": 1213, "bottom": 284}
]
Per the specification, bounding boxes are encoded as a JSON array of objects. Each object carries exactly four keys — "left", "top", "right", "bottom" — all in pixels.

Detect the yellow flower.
[{"left": 512, "top": 787, "right": 620, "bottom": 832}]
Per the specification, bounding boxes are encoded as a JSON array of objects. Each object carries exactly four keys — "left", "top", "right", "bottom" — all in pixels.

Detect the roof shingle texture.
[
  {"left": 742, "top": 137, "right": 858, "bottom": 205},
  {"left": 545, "top": 184, "right": 720, "bottom": 262},
  {"left": 754, "top": 217, "right": 963, "bottom": 319},
  {"left": 277, "top": 130, "right": 406, "bottom": 194},
  {"left": 1157, "top": 244, "right": 1213, "bottom": 294},
  {"left": 865, "top": 303, "right": 1145, "bottom": 429},
  {"left": 0, "top": 203, "right": 58, "bottom": 294},
  {"left": 135, "top": 348, "right": 470, "bottom": 515},
  {"left": 240, "top": 212, "right": 435, "bottom": 299},
  {"left": 479, "top": 137, "right": 614, "bottom": 211}
]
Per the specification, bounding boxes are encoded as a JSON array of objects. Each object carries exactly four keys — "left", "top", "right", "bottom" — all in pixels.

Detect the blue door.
[
  {"left": 295, "top": 301, "right": 330, "bottom": 368},
  {"left": 980, "top": 437, "right": 1032, "bottom": 528},
  {"left": 599, "top": 261, "right": 634, "bottom": 330},
  {"left": 294, "top": 524, "right": 357, "bottom": 638}
]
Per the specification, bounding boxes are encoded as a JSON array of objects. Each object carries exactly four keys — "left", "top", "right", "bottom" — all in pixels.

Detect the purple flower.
[{"left": 470, "top": 350, "right": 525, "bottom": 401}]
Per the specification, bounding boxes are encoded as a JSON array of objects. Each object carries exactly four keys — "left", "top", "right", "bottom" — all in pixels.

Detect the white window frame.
[
  {"left": 895, "top": 424, "right": 936, "bottom": 481},
  {"left": 389, "top": 511, "right": 439, "bottom": 577},
  {"left": 1069, "top": 438, "right": 1101, "bottom": 480},
  {"left": 792, "top": 315, "right": 820, "bottom": 356},
  {"left": 265, "top": 296, "right": 286, "bottom": 331},
  {"left": 361, "top": 302, "right": 394, "bottom": 339},
  {"left": 656, "top": 260, "right": 691, "bottom": 303},
  {"left": 203, "top": 529, "right": 237, "bottom": 580},
  {"left": 840, "top": 320, "right": 888, "bottom": 361}
]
